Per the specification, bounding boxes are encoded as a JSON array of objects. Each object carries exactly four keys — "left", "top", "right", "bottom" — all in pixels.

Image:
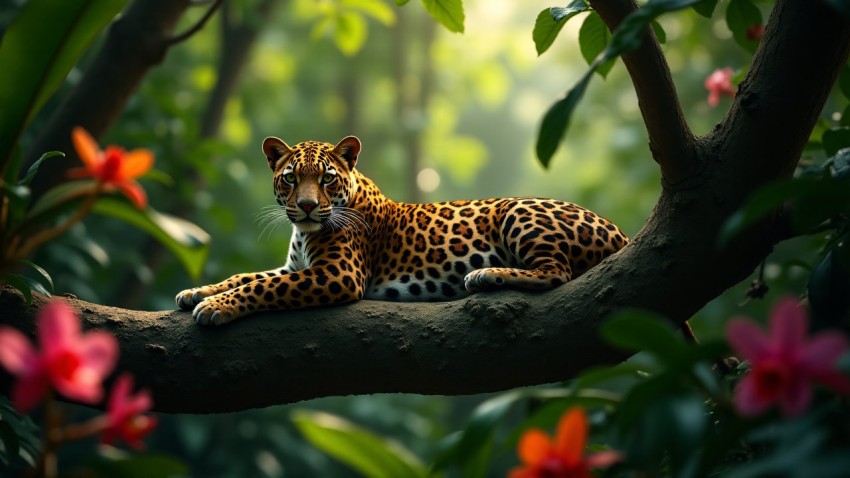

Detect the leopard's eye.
[
  {"left": 282, "top": 172, "right": 297, "bottom": 184},
  {"left": 321, "top": 173, "right": 336, "bottom": 184}
]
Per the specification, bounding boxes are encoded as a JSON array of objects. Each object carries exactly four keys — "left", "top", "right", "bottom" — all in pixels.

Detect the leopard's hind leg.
[{"left": 464, "top": 259, "right": 572, "bottom": 293}]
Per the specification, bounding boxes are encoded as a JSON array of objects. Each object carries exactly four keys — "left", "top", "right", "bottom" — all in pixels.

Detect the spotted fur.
[{"left": 176, "top": 136, "right": 629, "bottom": 325}]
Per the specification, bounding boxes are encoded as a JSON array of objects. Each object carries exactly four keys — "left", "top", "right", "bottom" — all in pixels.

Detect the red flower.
[
  {"left": 726, "top": 298, "right": 850, "bottom": 417},
  {"left": 704, "top": 67, "right": 736, "bottom": 107},
  {"left": 509, "top": 408, "right": 621, "bottom": 478},
  {"left": 101, "top": 373, "right": 157, "bottom": 449},
  {"left": 68, "top": 127, "right": 154, "bottom": 209},
  {"left": 746, "top": 24, "right": 764, "bottom": 41},
  {"left": 0, "top": 300, "right": 118, "bottom": 412}
]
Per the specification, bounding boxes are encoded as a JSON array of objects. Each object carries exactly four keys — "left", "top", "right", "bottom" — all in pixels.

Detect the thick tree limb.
[
  {"left": 1, "top": 0, "right": 847, "bottom": 414},
  {"left": 589, "top": 0, "right": 695, "bottom": 184}
]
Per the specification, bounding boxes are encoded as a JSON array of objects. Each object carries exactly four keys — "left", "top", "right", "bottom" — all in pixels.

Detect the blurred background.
[{"left": 4, "top": 0, "right": 841, "bottom": 475}]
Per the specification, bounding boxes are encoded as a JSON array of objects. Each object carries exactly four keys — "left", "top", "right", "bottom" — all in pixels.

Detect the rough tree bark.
[{"left": 1, "top": 0, "right": 848, "bottom": 413}]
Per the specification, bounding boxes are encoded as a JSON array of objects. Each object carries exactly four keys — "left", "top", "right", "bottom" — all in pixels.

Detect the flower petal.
[
  {"left": 116, "top": 149, "right": 154, "bottom": 181},
  {"left": 37, "top": 301, "right": 80, "bottom": 358},
  {"left": 507, "top": 467, "right": 537, "bottom": 478},
  {"left": 67, "top": 167, "right": 97, "bottom": 179},
  {"left": 726, "top": 318, "right": 771, "bottom": 361},
  {"left": 810, "top": 370, "right": 850, "bottom": 396},
  {"left": 517, "top": 429, "right": 554, "bottom": 466},
  {"left": 108, "top": 373, "right": 133, "bottom": 416},
  {"left": 0, "top": 327, "right": 38, "bottom": 375},
  {"left": 778, "top": 378, "right": 812, "bottom": 417},
  {"left": 116, "top": 180, "right": 148, "bottom": 209},
  {"left": 555, "top": 408, "right": 587, "bottom": 465},
  {"left": 769, "top": 298, "right": 807, "bottom": 351},
  {"left": 54, "top": 366, "right": 104, "bottom": 404},
  {"left": 800, "top": 332, "right": 848, "bottom": 373},
  {"left": 733, "top": 374, "right": 773, "bottom": 417},
  {"left": 12, "top": 372, "right": 49, "bottom": 412},
  {"left": 77, "top": 331, "right": 119, "bottom": 378},
  {"left": 72, "top": 127, "right": 102, "bottom": 169},
  {"left": 585, "top": 450, "right": 623, "bottom": 469}
]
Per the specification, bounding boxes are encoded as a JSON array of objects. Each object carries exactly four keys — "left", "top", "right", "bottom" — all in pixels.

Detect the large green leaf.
[
  {"left": 420, "top": 0, "right": 464, "bottom": 33},
  {"left": 600, "top": 310, "right": 687, "bottom": 364},
  {"left": 579, "top": 11, "right": 615, "bottom": 78},
  {"left": 0, "top": 0, "right": 128, "bottom": 172},
  {"left": 532, "top": 1, "right": 589, "bottom": 56},
  {"left": 292, "top": 410, "right": 428, "bottom": 478},
  {"left": 86, "top": 452, "right": 188, "bottom": 478},
  {"left": 725, "top": 0, "right": 762, "bottom": 53},
  {"left": 91, "top": 198, "right": 210, "bottom": 280},
  {"left": 536, "top": 0, "right": 703, "bottom": 166}
]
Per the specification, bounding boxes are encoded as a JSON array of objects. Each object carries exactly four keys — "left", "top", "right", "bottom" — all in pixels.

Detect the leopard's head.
[{"left": 262, "top": 136, "right": 360, "bottom": 233}]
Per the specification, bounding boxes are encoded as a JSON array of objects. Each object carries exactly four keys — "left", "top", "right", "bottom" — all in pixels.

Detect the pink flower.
[
  {"left": 102, "top": 374, "right": 157, "bottom": 449},
  {"left": 726, "top": 298, "right": 850, "bottom": 417},
  {"left": 0, "top": 300, "right": 118, "bottom": 411},
  {"left": 704, "top": 67, "right": 735, "bottom": 107},
  {"left": 509, "top": 407, "right": 621, "bottom": 478}
]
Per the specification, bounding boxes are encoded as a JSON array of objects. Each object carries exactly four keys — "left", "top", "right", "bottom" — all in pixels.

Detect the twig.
[
  {"left": 588, "top": 0, "right": 695, "bottom": 184},
  {"left": 165, "top": 0, "right": 224, "bottom": 45}
]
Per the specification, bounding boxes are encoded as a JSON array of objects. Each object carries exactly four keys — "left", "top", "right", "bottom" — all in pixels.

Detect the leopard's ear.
[
  {"left": 333, "top": 136, "right": 361, "bottom": 170},
  {"left": 262, "top": 137, "right": 292, "bottom": 170}
]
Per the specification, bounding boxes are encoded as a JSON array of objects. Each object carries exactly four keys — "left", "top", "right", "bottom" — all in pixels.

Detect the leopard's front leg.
[
  {"left": 175, "top": 267, "right": 294, "bottom": 310},
  {"left": 191, "top": 265, "right": 365, "bottom": 326}
]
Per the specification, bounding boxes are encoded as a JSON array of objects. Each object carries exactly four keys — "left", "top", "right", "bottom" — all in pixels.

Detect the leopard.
[{"left": 176, "top": 136, "right": 629, "bottom": 326}]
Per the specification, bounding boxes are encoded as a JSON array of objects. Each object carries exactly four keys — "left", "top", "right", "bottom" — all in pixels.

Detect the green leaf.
[
  {"left": 0, "top": 0, "right": 128, "bottom": 172},
  {"left": 650, "top": 19, "right": 667, "bottom": 43},
  {"left": 579, "top": 12, "right": 615, "bottom": 78},
  {"left": 292, "top": 410, "right": 428, "bottom": 478},
  {"left": 536, "top": 70, "right": 595, "bottom": 167},
  {"left": 0, "top": 396, "right": 40, "bottom": 466},
  {"left": 432, "top": 391, "right": 525, "bottom": 471},
  {"left": 718, "top": 178, "right": 850, "bottom": 245},
  {"left": 91, "top": 197, "right": 210, "bottom": 280},
  {"left": 0, "top": 419, "right": 21, "bottom": 465},
  {"left": 838, "top": 65, "right": 850, "bottom": 100},
  {"left": 533, "top": 1, "right": 590, "bottom": 56},
  {"left": 3, "top": 274, "right": 33, "bottom": 308},
  {"left": 333, "top": 12, "right": 368, "bottom": 56},
  {"left": 17, "top": 260, "right": 54, "bottom": 293},
  {"left": 395, "top": 0, "right": 411, "bottom": 5},
  {"left": 18, "top": 151, "right": 64, "bottom": 187},
  {"left": 87, "top": 452, "right": 188, "bottom": 478},
  {"left": 600, "top": 310, "right": 686, "bottom": 364},
  {"left": 420, "top": 0, "right": 464, "bottom": 33},
  {"left": 725, "top": 0, "right": 762, "bottom": 53},
  {"left": 808, "top": 237, "right": 850, "bottom": 328},
  {"left": 343, "top": 0, "right": 396, "bottom": 25},
  {"left": 841, "top": 105, "right": 850, "bottom": 127},
  {"left": 823, "top": 127, "right": 850, "bottom": 157},
  {"left": 24, "top": 180, "right": 96, "bottom": 224},
  {"left": 692, "top": 0, "right": 718, "bottom": 17}
]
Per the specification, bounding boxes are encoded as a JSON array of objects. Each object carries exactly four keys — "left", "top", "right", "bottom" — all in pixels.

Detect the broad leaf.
[
  {"left": 600, "top": 310, "right": 687, "bottom": 364},
  {"left": 692, "top": 0, "right": 718, "bottom": 17},
  {"left": 292, "top": 410, "right": 428, "bottom": 478},
  {"left": 420, "top": 0, "right": 464, "bottom": 33},
  {"left": 17, "top": 260, "right": 54, "bottom": 292},
  {"left": 3, "top": 274, "right": 33, "bottom": 308},
  {"left": 19, "top": 152, "right": 64, "bottom": 187},
  {"left": 0, "top": 0, "right": 128, "bottom": 172},
  {"left": 92, "top": 198, "right": 210, "bottom": 280},
  {"left": 537, "top": 70, "right": 595, "bottom": 167},
  {"left": 532, "top": 1, "right": 589, "bottom": 56},
  {"left": 579, "top": 12, "right": 615, "bottom": 78},
  {"left": 725, "top": 0, "right": 762, "bottom": 53}
]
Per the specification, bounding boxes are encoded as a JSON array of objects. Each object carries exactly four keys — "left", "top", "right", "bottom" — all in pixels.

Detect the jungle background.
[{"left": 1, "top": 0, "right": 847, "bottom": 475}]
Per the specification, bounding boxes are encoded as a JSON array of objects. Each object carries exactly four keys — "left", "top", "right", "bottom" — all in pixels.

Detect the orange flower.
[
  {"left": 509, "top": 408, "right": 621, "bottom": 478},
  {"left": 69, "top": 127, "right": 153, "bottom": 209}
]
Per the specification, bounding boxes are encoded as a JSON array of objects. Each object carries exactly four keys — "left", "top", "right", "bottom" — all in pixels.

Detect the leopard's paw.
[
  {"left": 464, "top": 268, "right": 507, "bottom": 293},
  {"left": 192, "top": 296, "right": 239, "bottom": 327},
  {"left": 175, "top": 287, "right": 213, "bottom": 310}
]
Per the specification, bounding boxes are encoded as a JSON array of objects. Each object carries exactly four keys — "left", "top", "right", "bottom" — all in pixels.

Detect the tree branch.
[
  {"left": 589, "top": 0, "right": 695, "bottom": 184},
  {"left": 165, "top": 0, "right": 224, "bottom": 46},
  {"left": 2, "top": 0, "right": 847, "bottom": 415}
]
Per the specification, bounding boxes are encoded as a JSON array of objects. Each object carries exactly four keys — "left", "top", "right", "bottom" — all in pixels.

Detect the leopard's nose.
[{"left": 298, "top": 199, "right": 318, "bottom": 213}]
